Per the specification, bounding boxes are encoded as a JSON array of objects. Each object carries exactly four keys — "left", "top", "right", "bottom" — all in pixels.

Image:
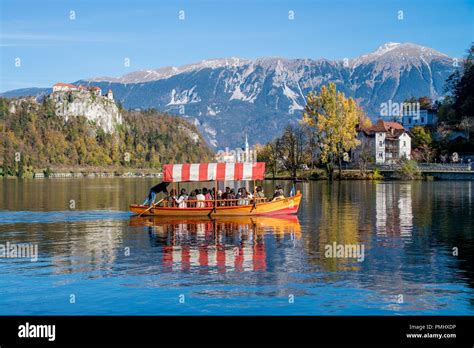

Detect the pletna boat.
[{"left": 129, "top": 162, "right": 302, "bottom": 217}]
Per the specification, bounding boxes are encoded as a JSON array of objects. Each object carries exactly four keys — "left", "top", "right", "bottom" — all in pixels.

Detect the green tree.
[
  {"left": 411, "top": 126, "right": 435, "bottom": 162},
  {"left": 441, "top": 43, "right": 474, "bottom": 124},
  {"left": 395, "top": 159, "right": 421, "bottom": 180}
]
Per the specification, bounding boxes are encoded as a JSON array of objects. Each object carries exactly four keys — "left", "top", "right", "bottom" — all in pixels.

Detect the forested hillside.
[{"left": 0, "top": 97, "right": 214, "bottom": 176}]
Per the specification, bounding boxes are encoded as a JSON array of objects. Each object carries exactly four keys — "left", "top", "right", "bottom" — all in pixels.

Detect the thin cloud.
[{"left": 0, "top": 32, "right": 119, "bottom": 45}]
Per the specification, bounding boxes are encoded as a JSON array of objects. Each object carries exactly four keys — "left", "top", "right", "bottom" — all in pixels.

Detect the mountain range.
[{"left": 1, "top": 42, "right": 459, "bottom": 148}]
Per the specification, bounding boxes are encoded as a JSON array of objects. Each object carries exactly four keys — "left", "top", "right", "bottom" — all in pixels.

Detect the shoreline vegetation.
[
  {"left": 264, "top": 166, "right": 471, "bottom": 181},
  {"left": 0, "top": 97, "right": 214, "bottom": 178},
  {"left": 1, "top": 162, "right": 472, "bottom": 181}
]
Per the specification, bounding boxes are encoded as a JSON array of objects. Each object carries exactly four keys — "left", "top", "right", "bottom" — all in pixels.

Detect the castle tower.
[{"left": 107, "top": 89, "right": 114, "bottom": 100}]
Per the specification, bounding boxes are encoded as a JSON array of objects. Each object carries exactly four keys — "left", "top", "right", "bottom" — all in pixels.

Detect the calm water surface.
[{"left": 0, "top": 178, "right": 473, "bottom": 315}]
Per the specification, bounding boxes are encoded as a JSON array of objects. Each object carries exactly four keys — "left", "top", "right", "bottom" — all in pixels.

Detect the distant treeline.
[{"left": 0, "top": 98, "right": 214, "bottom": 177}]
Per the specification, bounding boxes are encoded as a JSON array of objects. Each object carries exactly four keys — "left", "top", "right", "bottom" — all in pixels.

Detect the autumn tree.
[
  {"left": 256, "top": 141, "right": 279, "bottom": 179},
  {"left": 418, "top": 96, "right": 433, "bottom": 110},
  {"left": 303, "top": 83, "right": 361, "bottom": 180},
  {"left": 411, "top": 126, "right": 435, "bottom": 162},
  {"left": 276, "top": 125, "right": 307, "bottom": 178},
  {"left": 404, "top": 96, "right": 433, "bottom": 110}
]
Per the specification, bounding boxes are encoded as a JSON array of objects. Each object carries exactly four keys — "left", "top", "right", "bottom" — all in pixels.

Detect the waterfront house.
[
  {"left": 401, "top": 108, "right": 438, "bottom": 128},
  {"left": 354, "top": 120, "right": 412, "bottom": 164}
]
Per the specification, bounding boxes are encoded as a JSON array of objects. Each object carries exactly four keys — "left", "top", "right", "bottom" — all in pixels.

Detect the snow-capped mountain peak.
[{"left": 373, "top": 42, "right": 402, "bottom": 56}]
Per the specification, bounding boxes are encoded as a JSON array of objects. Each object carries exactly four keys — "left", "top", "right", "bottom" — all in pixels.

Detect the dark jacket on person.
[{"left": 150, "top": 182, "right": 170, "bottom": 194}]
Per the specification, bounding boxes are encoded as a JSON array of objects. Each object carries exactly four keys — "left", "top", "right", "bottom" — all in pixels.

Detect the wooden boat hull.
[{"left": 130, "top": 194, "right": 302, "bottom": 217}]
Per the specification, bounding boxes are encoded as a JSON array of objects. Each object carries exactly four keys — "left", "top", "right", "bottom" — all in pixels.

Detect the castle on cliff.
[{"left": 52, "top": 82, "right": 113, "bottom": 100}]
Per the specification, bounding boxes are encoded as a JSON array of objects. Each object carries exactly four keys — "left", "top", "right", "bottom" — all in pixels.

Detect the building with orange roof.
[
  {"left": 52, "top": 82, "right": 104, "bottom": 97},
  {"left": 52, "top": 82, "right": 79, "bottom": 92},
  {"left": 354, "top": 119, "right": 412, "bottom": 164}
]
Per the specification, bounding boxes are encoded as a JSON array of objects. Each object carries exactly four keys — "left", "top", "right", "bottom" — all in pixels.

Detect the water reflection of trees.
[
  {"left": 0, "top": 219, "right": 125, "bottom": 275},
  {"left": 301, "top": 181, "right": 474, "bottom": 311},
  {"left": 302, "top": 182, "right": 371, "bottom": 273},
  {"left": 0, "top": 178, "right": 164, "bottom": 211}
]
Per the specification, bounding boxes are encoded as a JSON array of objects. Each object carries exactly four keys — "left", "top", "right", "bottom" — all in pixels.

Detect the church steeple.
[{"left": 245, "top": 134, "right": 250, "bottom": 162}]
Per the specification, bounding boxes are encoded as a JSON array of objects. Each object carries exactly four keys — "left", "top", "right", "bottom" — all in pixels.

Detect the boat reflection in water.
[{"left": 129, "top": 215, "right": 301, "bottom": 273}]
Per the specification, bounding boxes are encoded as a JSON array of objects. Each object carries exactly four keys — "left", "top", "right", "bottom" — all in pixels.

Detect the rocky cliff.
[{"left": 50, "top": 91, "right": 122, "bottom": 133}]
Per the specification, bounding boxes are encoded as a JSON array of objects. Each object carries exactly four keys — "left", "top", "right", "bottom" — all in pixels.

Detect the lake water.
[{"left": 0, "top": 178, "right": 473, "bottom": 315}]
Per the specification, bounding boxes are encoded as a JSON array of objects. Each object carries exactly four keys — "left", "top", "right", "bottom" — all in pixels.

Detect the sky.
[{"left": 0, "top": 0, "right": 473, "bottom": 92}]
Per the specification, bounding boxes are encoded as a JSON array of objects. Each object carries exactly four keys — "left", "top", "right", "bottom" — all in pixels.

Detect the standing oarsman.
[{"left": 142, "top": 181, "right": 170, "bottom": 206}]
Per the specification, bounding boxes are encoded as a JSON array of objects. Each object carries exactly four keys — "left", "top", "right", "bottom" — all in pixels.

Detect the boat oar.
[
  {"left": 138, "top": 198, "right": 164, "bottom": 217},
  {"left": 250, "top": 199, "right": 257, "bottom": 213}
]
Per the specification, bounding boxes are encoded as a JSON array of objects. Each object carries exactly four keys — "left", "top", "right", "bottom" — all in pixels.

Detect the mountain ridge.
[
  {"left": 1, "top": 42, "right": 460, "bottom": 148},
  {"left": 84, "top": 42, "right": 452, "bottom": 84}
]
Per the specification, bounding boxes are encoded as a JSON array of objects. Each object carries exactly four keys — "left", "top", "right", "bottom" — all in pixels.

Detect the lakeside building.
[
  {"left": 354, "top": 120, "right": 412, "bottom": 165},
  {"left": 401, "top": 108, "right": 438, "bottom": 129}
]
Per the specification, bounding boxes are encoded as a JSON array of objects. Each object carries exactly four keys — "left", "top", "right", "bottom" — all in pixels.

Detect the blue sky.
[{"left": 1, "top": 0, "right": 473, "bottom": 92}]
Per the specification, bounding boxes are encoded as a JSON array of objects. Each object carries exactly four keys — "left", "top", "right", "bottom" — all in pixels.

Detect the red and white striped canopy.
[{"left": 163, "top": 162, "right": 265, "bottom": 182}]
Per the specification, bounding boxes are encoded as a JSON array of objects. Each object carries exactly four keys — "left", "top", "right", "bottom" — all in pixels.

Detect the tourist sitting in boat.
[
  {"left": 255, "top": 186, "right": 266, "bottom": 201},
  {"left": 142, "top": 181, "right": 170, "bottom": 206},
  {"left": 221, "top": 187, "right": 230, "bottom": 199},
  {"left": 211, "top": 187, "right": 220, "bottom": 201},
  {"left": 236, "top": 188, "right": 242, "bottom": 203},
  {"left": 244, "top": 188, "right": 251, "bottom": 204},
  {"left": 228, "top": 188, "right": 236, "bottom": 206},
  {"left": 221, "top": 187, "right": 231, "bottom": 205},
  {"left": 167, "top": 189, "right": 177, "bottom": 207},
  {"left": 238, "top": 188, "right": 250, "bottom": 206},
  {"left": 174, "top": 188, "right": 188, "bottom": 208},
  {"left": 203, "top": 188, "right": 212, "bottom": 207},
  {"left": 272, "top": 185, "right": 285, "bottom": 201},
  {"left": 187, "top": 189, "right": 197, "bottom": 208},
  {"left": 196, "top": 189, "right": 205, "bottom": 208}
]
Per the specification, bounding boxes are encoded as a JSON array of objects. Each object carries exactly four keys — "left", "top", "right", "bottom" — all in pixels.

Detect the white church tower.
[
  {"left": 107, "top": 89, "right": 114, "bottom": 100},
  {"left": 244, "top": 134, "right": 250, "bottom": 162}
]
